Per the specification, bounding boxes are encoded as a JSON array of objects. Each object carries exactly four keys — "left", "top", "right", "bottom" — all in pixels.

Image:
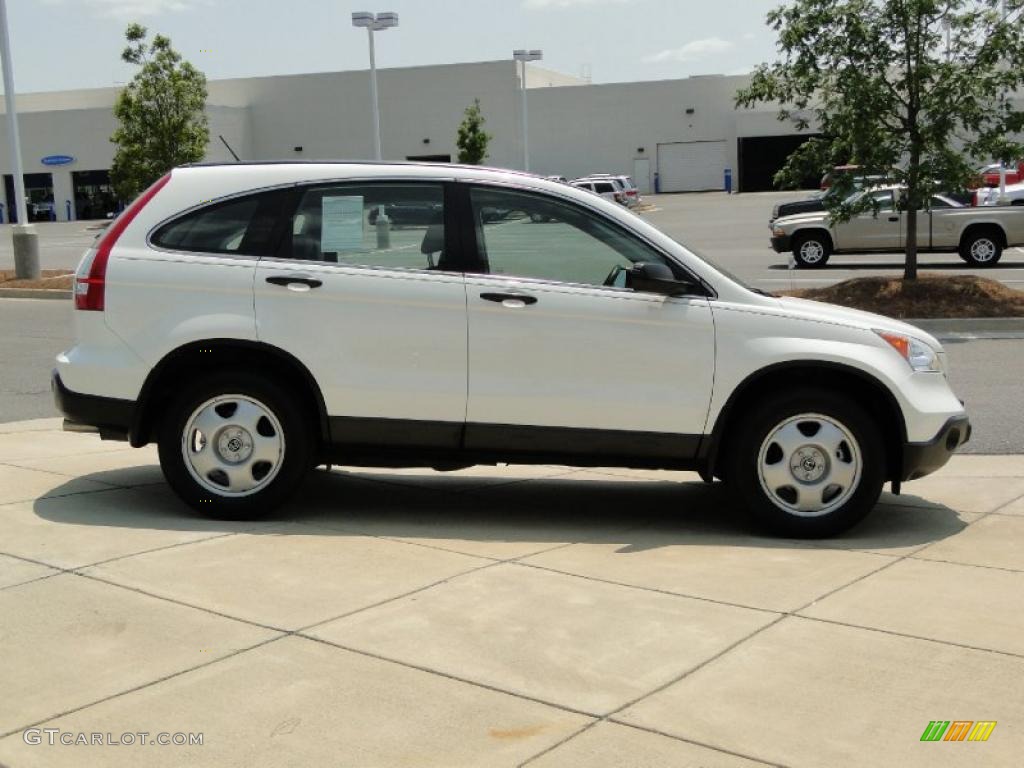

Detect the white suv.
[{"left": 55, "top": 162, "right": 970, "bottom": 537}]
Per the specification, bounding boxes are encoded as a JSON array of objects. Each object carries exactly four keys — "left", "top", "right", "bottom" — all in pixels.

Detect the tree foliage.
[
  {"left": 456, "top": 99, "right": 492, "bottom": 165},
  {"left": 737, "top": 0, "right": 1024, "bottom": 278},
  {"left": 110, "top": 24, "right": 209, "bottom": 202}
]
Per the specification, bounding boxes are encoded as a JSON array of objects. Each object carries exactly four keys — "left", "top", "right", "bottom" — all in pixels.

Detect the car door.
[
  {"left": 254, "top": 180, "right": 468, "bottom": 449},
  {"left": 833, "top": 189, "right": 900, "bottom": 250},
  {"left": 923, "top": 195, "right": 959, "bottom": 249},
  {"left": 461, "top": 183, "right": 715, "bottom": 460}
]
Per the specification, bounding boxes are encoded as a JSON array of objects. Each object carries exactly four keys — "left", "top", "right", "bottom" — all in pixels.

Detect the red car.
[{"left": 977, "top": 162, "right": 1024, "bottom": 188}]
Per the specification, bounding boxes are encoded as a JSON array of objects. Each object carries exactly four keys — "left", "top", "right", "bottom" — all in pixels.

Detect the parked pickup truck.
[{"left": 770, "top": 186, "right": 1024, "bottom": 267}]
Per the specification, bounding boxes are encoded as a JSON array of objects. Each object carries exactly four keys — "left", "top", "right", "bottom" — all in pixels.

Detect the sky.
[{"left": 5, "top": 0, "right": 783, "bottom": 94}]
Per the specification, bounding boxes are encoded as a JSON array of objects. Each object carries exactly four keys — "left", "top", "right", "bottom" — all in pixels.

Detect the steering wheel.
[{"left": 603, "top": 264, "right": 628, "bottom": 287}]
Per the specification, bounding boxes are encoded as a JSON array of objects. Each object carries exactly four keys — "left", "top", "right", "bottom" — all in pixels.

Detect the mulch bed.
[
  {"left": 778, "top": 274, "right": 1024, "bottom": 318},
  {"left": 0, "top": 270, "right": 74, "bottom": 290}
]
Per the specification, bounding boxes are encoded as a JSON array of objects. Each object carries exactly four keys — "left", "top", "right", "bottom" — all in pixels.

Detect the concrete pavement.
[{"left": 0, "top": 418, "right": 1021, "bottom": 766}]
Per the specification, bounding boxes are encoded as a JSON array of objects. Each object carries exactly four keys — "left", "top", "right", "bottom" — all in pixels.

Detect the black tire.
[
  {"left": 959, "top": 229, "right": 1003, "bottom": 267},
  {"left": 726, "top": 390, "right": 885, "bottom": 538},
  {"left": 158, "top": 372, "right": 313, "bottom": 519},
  {"left": 792, "top": 232, "right": 832, "bottom": 268}
]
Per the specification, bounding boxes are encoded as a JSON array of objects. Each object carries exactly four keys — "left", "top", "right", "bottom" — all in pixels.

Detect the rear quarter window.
[{"left": 151, "top": 188, "right": 289, "bottom": 256}]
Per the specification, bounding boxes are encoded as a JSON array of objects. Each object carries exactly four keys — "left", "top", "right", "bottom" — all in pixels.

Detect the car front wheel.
[
  {"left": 728, "top": 391, "right": 885, "bottom": 537},
  {"left": 960, "top": 231, "right": 1002, "bottom": 267},
  {"left": 158, "top": 373, "right": 313, "bottom": 518},
  {"left": 792, "top": 233, "right": 831, "bottom": 268}
]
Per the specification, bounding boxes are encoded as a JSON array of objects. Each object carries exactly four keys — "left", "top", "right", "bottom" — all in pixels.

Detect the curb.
[
  {"left": 905, "top": 317, "right": 1024, "bottom": 339},
  {"left": 0, "top": 288, "right": 71, "bottom": 300}
]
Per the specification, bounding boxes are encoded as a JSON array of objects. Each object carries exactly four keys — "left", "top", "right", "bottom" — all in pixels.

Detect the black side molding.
[
  {"left": 52, "top": 371, "right": 134, "bottom": 441},
  {"left": 902, "top": 415, "right": 971, "bottom": 482}
]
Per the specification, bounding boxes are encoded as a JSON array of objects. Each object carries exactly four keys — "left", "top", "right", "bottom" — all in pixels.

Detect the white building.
[{"left": 0, "top": 59, "right": 812, "bottom": 222}]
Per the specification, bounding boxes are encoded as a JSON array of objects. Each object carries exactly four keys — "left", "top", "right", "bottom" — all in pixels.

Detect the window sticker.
[{"left": 321, "top": 196, "right": 364, "bottom": 252}]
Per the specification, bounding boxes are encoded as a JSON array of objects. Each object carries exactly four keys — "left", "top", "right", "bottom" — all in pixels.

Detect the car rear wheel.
[
  {"left": 960, "top": 230, "right": 1003, "bottom": 266},
  {"left": 792, "top": 233, "right": 832, "bottom": 268},
  {"left": 728, "top": 391, "right": 885, "bottom": 537},
  {"left": 158, "top": 373, "right": 312, "bottom": 519}
]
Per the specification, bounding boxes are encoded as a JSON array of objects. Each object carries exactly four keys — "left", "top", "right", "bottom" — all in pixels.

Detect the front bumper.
[
  {"left": 52, "top": 371, "right": 134, "bottom": 441},
  {"left": 901, "top": 414, "right": 971, "bottom": 481},
  {"left": 770, "top": 234, "right": 792, "bottom": 253}
]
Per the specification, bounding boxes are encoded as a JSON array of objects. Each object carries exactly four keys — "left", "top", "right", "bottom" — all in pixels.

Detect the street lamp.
[
  {"left": 513, "top": 49, "right": 542, "bottom": 172},
  {"left": 0, "top": 0, "right": 38, "bottom": 279},
  {"left": 352, "top": 10, "right": 398, "bottom": 161}
]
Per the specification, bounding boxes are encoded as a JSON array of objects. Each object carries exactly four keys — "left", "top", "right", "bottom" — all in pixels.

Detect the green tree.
[
  {"left": 110, "top": 24, "right": 209, "bottom": 201},
  {"left": 456, "top": 99, "right": 492, "bottom": 165},
  {"left": 737, "top": 0, "right": 1024, "bottom": 279}
]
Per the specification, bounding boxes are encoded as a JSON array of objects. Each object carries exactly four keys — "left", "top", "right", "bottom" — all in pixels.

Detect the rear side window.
[
  {"left": 151, "top": 189, "right": 288, "bottom": 255},
  {"left": 278, "top": 183, "right": 446, "bottom": 270},
  {"left": 595, "top": 182, "right": 615, "bottom": 194}
]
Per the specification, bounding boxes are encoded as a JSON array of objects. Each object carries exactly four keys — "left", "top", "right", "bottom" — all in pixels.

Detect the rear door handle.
[
  {"left": 480, "top": 292, "right": 538, "bottom": 306},
  {"left": 266, "top": 275, "right": 322, "bottom": 289},
  {"left": 888, "top": 216, "right": 899, "bottom": 222}
]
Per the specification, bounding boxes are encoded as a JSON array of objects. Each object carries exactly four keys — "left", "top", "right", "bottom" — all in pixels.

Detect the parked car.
[
  {"left": 544, "top": 175, "right": 569, "bottom": 184},
  {"left": 771, "top": 185, "right": 1024, "bottom": 267},
  {"left": 976, "top": 162, "right": 1024, "bottom": 188},
  {"left": 974, "top": 181, "right": 1024, "bottom": 207},
  {"left": 582, "top": 174, "right": 641, "bottom": 208},
  {"left": 570, "top": 177, "right": 626, "bottom": 205},
  {"left": 367, "top": 201, "right": 443, "bottom": 226},
  {"left": 55, "top": 161, "right": 969, "bottom": 537},
  {"left": 771, "top": 175, "right": 887, "bottom": 223}
]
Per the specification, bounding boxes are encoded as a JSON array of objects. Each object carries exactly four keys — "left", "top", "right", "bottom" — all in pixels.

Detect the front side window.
[
  {"left": 469, "top": 186, "right": 676, "bottom": 288},
  {"left": 151, "top": 189, "right": 286, "bottom": 255},
  {"left": 279, "top": 183, "right": 446, "bottom": 270}
]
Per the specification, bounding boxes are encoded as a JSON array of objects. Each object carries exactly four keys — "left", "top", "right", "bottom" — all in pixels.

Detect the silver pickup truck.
[{"left": 770, "top": 185, "right": 1024, "bottom": 267}]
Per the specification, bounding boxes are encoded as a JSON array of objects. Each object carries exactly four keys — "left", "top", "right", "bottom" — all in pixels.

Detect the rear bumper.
[
  {"left": 52, "top": 370, "right": 134, "bottom": 441},
  {"left": 771, "top": 234, "right": 792, "bottom": 253},
  {"left": 901, "top": 414, "right": 971, "bottom": 481}
]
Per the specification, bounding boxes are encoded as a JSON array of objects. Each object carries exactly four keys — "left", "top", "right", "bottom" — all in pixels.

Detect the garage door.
[{"left": 657, "top": 141, "right": 727, "bottom": 192}]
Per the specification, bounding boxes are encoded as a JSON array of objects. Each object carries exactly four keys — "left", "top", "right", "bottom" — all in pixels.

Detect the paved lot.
[
  {"left": 642, "top": 192, "right": 1024, "bottom": 291},
  {"left": 0, "top": 418, "right": 1021, "bottom": 766},
  {"left": 3, "top": 195, "right": 1024, "bottom": 292}
]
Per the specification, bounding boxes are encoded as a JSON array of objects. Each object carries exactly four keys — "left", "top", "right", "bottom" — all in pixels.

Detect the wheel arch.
[
  {"left": 960, "top": 222, "right": 1007, "bottom": 249},
  {"left": 130, "top": 339, "right": 330, "bottom": 449},
  {"left": 703, "top": 361, "right": 907, "bottom": 482}
]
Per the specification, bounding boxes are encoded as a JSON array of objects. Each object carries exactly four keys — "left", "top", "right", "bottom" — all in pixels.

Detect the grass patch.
[
  {"left": 0, "top": 269, "right": 73, "bottom": 291},
  {"left": 778, "top": 274, "right": 1024, "bottom": 318}
]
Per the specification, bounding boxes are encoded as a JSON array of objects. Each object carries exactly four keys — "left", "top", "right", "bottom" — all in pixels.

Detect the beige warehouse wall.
[{"left": 209, "top": 61, "right": 522, "bottom": 168}]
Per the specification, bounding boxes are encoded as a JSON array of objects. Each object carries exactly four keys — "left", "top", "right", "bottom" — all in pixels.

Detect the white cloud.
[
  {"left": 40, "top": 0, "right": 205, "bottom": 18},
  {"left": 643, "top": 36, "right": 735, "bottom": 64},
  {"left": 523, "top": 0, "right": 632, "bottom": 8}
]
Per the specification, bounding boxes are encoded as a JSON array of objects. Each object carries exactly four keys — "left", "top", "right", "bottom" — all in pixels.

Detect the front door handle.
[
  {"left": 266, "top": 275, "right": 323, "bottom": 289},
  {"left": 480, "top": 292, "right": 538, "bottom": 306},
  {"left": 888, "top": 216, "right": 899, "bottom": 222}
]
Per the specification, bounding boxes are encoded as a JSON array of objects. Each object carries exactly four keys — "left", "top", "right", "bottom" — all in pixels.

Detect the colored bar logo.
[{"left": 921, "top": 721, "right": 996, "bottom": 742}]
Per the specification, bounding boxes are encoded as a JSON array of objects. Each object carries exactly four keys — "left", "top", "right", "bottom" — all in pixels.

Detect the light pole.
[
  {"left": 513, "top": 49, "right": 542, "bottom": 172},
  {"left": 998, "top": 0, "right": 1009, "bottom": 202},
  {"left": 0, "top": 0, "right": 38, "bottom": 279},
  {"left": 352, "top": 11, "right": 398, "bottom": 161}
]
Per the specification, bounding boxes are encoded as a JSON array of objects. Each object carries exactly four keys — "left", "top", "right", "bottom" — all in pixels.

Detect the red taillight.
[{"left": 75, "top": 172, "right": 171, "bottom": 311}]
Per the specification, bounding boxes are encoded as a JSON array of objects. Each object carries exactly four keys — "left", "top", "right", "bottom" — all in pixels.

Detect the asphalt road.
[
  {"left": 641, "top": 192, "right": 1024, "bottom": 291},
  {"left": 1, "top": 297, "right": 1019, "bottom": 453},
  {"left": 3, "top": 193, "right": 1024, "bottom": 292}
]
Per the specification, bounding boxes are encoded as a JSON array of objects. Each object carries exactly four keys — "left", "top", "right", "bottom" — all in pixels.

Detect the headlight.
[
  {"left": 772, "top": 226, "right": 786, "bottom": 237},
  {"left": 876, "top": 331, "right": 941, "bottom": 372}
]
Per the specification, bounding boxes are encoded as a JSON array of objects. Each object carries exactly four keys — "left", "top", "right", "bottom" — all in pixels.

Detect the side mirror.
[{"left": 629, "top": 262, "right": 703, "bottom": 297}]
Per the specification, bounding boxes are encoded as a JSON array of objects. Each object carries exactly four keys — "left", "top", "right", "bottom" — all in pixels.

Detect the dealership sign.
[{"left": 41, "top": 155, "right": 75, "bottom": 166}]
